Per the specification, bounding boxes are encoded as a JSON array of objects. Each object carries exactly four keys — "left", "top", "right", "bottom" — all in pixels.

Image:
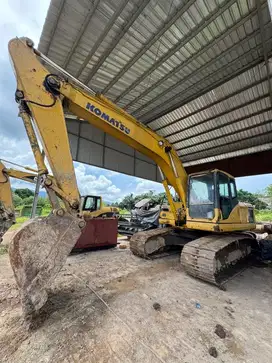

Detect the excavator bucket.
[
  {"left": 9, "top": 213, "right": 82, "bottom": 321},
  {"left": 0, "top": 212, "right": 15, "bottom": 241}
]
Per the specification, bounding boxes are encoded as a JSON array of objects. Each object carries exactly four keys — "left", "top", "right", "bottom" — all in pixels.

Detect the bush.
[
  {"left": 14, "top": 188, "right": 34, "bottom": 199},
  {"left": 23, "top": 196, "right": 34, "bottom": 205},
  {"left": 12, "top": 193, "right": 23, "bottom": 207},
  {"left": 255, "top": 210, "right": 272, "bottom": 222},
  {"left": 237, "top": 189, "right": 267, "bottom": 210},
  {"left": 37, "top": 197, "right": 47, "bottom": 207}
]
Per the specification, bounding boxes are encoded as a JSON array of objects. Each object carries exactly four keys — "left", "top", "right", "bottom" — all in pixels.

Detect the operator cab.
[
  {"left": 187, "top": 169, "right": 250, "bottom": 223},
  {"left": 81, "top": 195, "right": 101, "bottom": 212}
]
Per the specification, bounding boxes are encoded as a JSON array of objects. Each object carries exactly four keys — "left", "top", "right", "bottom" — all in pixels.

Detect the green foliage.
[
  {"left": 10, "top": 217, "right": 30, "bottom": 230},
  {"left": 118, "top": 191, "right": 166, "bottom": 210},
  {"left": 12, "top": 192, "right": 23, "bottom": 207},
  {"left": 265, "top": 184, "right": 272, "bottom": 198},
  {"left": 37, "top": 197, "right": 47, "bottom": 207},
  {"left": 118, "top": 193, "right": 135, "bottom": 210},
  {"left": 41, "top": 207, "right": 52, "bottom": 216},
  {"left": 0, "top": 245, "right": 8, "bottom": 255},
  {"left": 237, "top": 189, "right": 267, "bottom": 210},
  {"left": 23, "top": 196, "right": 34, "bottom": 206},
  {"left": 14, "top": 188, "right": 34, "bottom": 199},
  {"left": 255, "top": 210, "right": 272, "bottom": 222}
]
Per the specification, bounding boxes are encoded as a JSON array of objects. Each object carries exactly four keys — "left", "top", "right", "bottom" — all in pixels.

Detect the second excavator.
[
  {"left": 0, "top": 160, "right": 119, "bottom": 250},
  {"left": 6, "top": 37, "right": 262, "bottom": 320}
]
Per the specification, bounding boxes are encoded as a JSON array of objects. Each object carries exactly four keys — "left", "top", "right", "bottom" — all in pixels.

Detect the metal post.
[
  {"left": 30, "top": 175, "right": 41, "bottom": 219},
  {"left": 31, "top": 150, "right": 45, "bottom": 219}
]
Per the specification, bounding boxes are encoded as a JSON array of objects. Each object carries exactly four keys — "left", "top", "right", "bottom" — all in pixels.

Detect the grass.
[
  {"left": 10, "top": 216, "right": 30, "bottom": 231},
  {"left": 255, "top": 210, "right": 272, "bottom": 222},
  {"left": 0, "top": 245, "right": 8, "bottom": 255},
  {"left": 41, "top": 207, "right": 51, "bottom": 216},
  {"left": 10, "top": 208, "right": 52, "bottom": 231},
  {"left": 119, "top": 209, "right": 130, "bottom": 215}
]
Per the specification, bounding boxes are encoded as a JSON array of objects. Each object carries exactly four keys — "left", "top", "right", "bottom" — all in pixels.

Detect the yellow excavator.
[
  {"left": 0, "top": 161, "right": 119, "bottom": 240},
  {"left": 6, "top": 37, "right": 259, "bottom": 320},
  {"left": 0, "top": 161, "right": 38, "bottom": 239}
]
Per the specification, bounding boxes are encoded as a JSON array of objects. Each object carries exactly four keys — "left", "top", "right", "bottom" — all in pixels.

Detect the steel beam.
[
  {"left": 257, "top": 0, "right": 272, "bottom": 108},
  {"left": 153, "top": 76, "right": 269, "bottom": 132},
  {"left": 62, "top": 0, "right": 100, "bottom": 69},
  {"left": 164, "top": 93, "right": 269, "bottom": 139},
  {"left": 114, "top": 0, "right": 238, "bottom": 103},
  {"left": 102, "top": 0, "right": 196, "bottom": 94},
  {"left": 175, "top": 111, "right": 272, "bottom": 151},
  {"left": 184, "top": 148, "right": 272, "bottom": 177},
  {"left": 43, "top": 0, "right": 66, "bottom": 56},
  {"left": 179, "top": 129, "right": 272, "bottom": 159},
  {"left": 83, "top": 0, "right": 150, "bottom": 85},
  {"left": 124, "top": 5, "right": 265, "bottom": 111},
  {"left": 75, "top": 0, "right": 130, "bottom": 78},
  {"left": 183, "top": 137, "right": 272, "bottom": 165},
  {"left": 135, "top": 39, "right": 269, "bottom": 121},
  {"left": 139, "top": 54, "right": 270, "bottom": 124},
  {"left": 183, "top": 143, "right": 272, "bottom": 167}
]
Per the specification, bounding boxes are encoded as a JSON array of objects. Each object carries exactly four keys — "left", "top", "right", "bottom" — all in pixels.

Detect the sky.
[{"left": 0, "top": 0, "right": 271, "bottom": 203}]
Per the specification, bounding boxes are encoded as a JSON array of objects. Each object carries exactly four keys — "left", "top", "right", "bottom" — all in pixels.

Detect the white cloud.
[
  {"left": 0, "top": 0, "right": 51, "bottom": 139},
  {"left": 74, "top": 163, "right": 122, "bottom": 202},
  {"left": 135, "top": 179, "right": 164, "bottom": 195},
  {"left": 105, "top": 170, "right": 119, "bottom": 177},
  {"left": 0, "top": 134, "right": 36, "bottom": 168},
  {"left": 1, "top": 0, "right": 50, "bottom": 53}
]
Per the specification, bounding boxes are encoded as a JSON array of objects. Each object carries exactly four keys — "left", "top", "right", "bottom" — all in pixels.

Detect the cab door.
[{"left": 217, "top": 173, "right": 238, "bottom": 220}]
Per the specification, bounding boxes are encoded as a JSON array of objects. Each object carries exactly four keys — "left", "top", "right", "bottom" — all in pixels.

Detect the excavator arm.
[
  {"left": 9, "top": 38, "right": 187, "bottom": 218},
  {"left": 8, "top": 37, "right": 188, "bottom": 320},
  {"left": 0, "top": 161, "right": 39, "bottom": 240}
]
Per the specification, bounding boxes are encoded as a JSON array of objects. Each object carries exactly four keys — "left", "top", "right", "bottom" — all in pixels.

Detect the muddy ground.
[{"left": 0, "top": 239, "right": 272, "bottom": 363}]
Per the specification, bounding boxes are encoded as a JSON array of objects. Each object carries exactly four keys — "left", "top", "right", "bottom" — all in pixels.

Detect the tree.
[
  {"left": 265, "top": 184, "right": 272, "bottom": 198},
  {"left": 118, "top": 193, "right": 135, "bottom": 210},
  {"left": 14, "top": 188, "right": 34, "bottom": 199},
  {"left": 118, "top": 191, "right": 167, "bottom": 210},
  {"left": 37, "top": 197, "right": 47, "bottom": 207},
  {"left": 12, "top": 192, "right": 23, "bottom": 207},
  {"left": 237, "top": 189, "right": 267, "bottom": 210},
  {"left": 23, "top": 196, "right": 34, "bottom": 206}
]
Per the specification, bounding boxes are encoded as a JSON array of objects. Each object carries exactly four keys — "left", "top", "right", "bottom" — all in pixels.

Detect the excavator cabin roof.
[{"left": 188, "top": 169, "right": 235, "bottom": 180}]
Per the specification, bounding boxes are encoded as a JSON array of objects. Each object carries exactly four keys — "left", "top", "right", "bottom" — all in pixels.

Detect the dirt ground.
[{"left": 0, "top": 238, "right": 272, "bottom": 363}]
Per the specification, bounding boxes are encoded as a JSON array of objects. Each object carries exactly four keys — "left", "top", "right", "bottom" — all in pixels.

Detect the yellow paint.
[
  {"left": 186, "top": 204, "right": 256, "bottom": 232},
  {"left": 9, "top": 38, "right": 80, "bottom": 213},
  {"left": 0, "top": 164, "right": 40, "bottom": 229},
  {"left": 6, "top": 168, "right": 37, "bottom": 184},
  {"left": 0, "top": 162, "right": 14, "bottom": 216}
]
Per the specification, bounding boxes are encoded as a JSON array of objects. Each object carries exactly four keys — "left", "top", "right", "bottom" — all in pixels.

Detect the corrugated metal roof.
[{"left": 38, "top": 0, "right": 272, "bottom": 167}]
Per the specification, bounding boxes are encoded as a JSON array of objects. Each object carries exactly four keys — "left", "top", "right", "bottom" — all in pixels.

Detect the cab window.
[
  {"left": 218, "top": 173, "right": 232, "bottom": 219},
  {"left": 230, "top": 179, "right": 238, "bottom": 208},
  {"left": 84, "top": 196, "right": 97, "bottom": 211},
  {"left": 96, "top": 198, "right": 101, "bottom": 210},
  {"left": 189, "top": 174, "right": 214, "bottom": 219}
]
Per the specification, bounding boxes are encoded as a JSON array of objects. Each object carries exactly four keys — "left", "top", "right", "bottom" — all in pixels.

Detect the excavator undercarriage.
[{"left": 130, "top": 228, "right": 259, "bottom": 286}]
